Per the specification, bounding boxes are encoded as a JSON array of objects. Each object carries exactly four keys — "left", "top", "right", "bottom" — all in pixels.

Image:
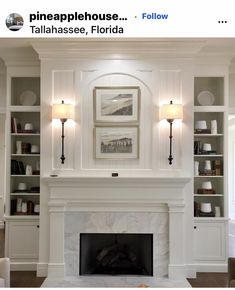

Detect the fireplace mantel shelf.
[{"left": 43, "top": 175, "right": 191, "bottom": 188}]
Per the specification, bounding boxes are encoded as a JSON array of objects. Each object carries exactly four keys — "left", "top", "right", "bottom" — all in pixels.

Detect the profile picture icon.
[{"left": 6, "top": 13, "right": 24, "bottom": 31}]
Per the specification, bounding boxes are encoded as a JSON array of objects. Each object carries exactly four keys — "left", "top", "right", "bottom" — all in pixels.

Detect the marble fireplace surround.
[{"left": 44, "top": 176, "right": 190, "bottom": 280}]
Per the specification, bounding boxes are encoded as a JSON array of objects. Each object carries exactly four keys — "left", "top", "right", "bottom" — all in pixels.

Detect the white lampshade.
[
  {"left": 160, "top": 101, "right": 183, "bottom": 120},
  {"left": 52, "top": 101, "right": 73, "bottom": 120}
]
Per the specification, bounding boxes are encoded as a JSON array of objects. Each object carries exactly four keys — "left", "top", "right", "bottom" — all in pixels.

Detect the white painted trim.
[
  {"left": 185, "top": 264, "right": 197, "bottom": 278},
  {"left": 0, "top": 221, "right": 4, "bottom": 229},
  {"left": 10, "top": 262, "right": 37, "bottom": 271},
  {"left": 47, "top": 263, "right": 65, "bottom": 278},
  {"left": 195, "top": 263, "right": 227, "bottom": 272},
  {"left": 37, "top": 263, "right": 48, "bottom": 277},
  {"left": 168, "top": 265, "right": 187, "bottom": 280}
]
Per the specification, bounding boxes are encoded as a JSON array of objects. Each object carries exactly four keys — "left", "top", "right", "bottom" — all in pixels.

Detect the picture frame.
[
  {"left": 93, "top": 86, "right": 140, "bottom": 123},
  {"left": 94, "top": 126, "right": 139, "bottom": 159}
]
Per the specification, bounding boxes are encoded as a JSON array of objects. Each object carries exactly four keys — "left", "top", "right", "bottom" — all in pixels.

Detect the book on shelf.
[
  {"left": 11, "top": 117, "right": 22, "bottom": 133},
  {"left": 11, "top": 160, "right": 25, "bottom": 175},
  {"left": 213, "top": 160, "right": 222, "bottom": 176}
]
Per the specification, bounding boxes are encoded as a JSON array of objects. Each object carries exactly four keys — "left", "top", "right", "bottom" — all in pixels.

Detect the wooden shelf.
[
  {"left": 11, "top": 175, "right": 40, "bottom": 177},
  {"left": 11, "top": 154, "right": 40, "bottom": 157},
  {"left": 194, "top": 106, "right": 226, "bottom": 112}
]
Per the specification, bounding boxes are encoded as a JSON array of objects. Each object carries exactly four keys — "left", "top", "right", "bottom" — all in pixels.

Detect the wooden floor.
[{"left": 0, "top": 229, "right": 229, "bottom": 287}]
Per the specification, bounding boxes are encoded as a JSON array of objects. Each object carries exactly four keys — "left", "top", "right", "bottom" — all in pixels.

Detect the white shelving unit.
[
  {"left": 4, "top": 67, "right": 40, "bottom": 270},
  {"left": 193, "top": 76, "right": 228, "bottom": 271}
]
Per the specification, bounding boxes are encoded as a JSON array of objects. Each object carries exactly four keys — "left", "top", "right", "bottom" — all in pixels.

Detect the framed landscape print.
[
  {"left": 94, "top": 126, "right": 139, "bottom": 159},
  {"left": 93, "top": 86, "right": 140, "bottom": 123}
]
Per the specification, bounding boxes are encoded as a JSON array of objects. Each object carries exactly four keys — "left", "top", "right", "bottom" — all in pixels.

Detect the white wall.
[{"left": 38, "top": 56, "right": 194, "bottom": 276}]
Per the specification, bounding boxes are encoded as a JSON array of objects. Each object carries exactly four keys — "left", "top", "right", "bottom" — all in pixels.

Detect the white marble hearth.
[
  {"left": 41, "top": 276, "right": 191, "bottom": 288},
  {"left": 43, "top": 176, "right": 190, "bottom": 280}
]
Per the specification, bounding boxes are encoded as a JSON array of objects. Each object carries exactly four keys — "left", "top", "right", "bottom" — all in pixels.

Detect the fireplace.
[
  {"left": 79, "top": 233, "right": 153, "bottom": 276},
  {"left": 44, "top": 176, "right": 190, "bottom": 279}
]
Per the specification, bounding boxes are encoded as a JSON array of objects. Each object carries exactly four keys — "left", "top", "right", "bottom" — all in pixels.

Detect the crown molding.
[
  {"left": 0, "top": 47, "right": 39, "bottom": 66},
  {"left": 32, "top": 39, "right": 207, "bottom": 60}
]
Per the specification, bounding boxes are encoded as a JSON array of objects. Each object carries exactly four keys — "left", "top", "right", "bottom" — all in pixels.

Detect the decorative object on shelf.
[
  {"left": 22, "top": 142, "right": 31, "bottom": 154},
  {"left": 19, "top": 90, "right": 37, "bottom": 106},
  {"left": 203, "top": 143, "right": 212, "bottom": 152},
  {"left": 11, "top": 159, "right": 25, "bottom": 175},
  {"left": 94, "top": 126, "right": 139, "bottom": 159},
  {"left": 194, "top": 141, "right": 202, "bottom": 155},
  {"left": 215, "top": 206, "right": 221, "bottom": 217},
  {"left": 34, "top": 204, "right": 40, "bottom": 214},
  {"left": 25, "top": 165, "right": 32, "bottom": 175},
  {"left": 93, "top": 86, "right": 140, "bottom": 123},
  {"left": 16, "top": 140, "right": 22, "bottom": 154},
  {"left": 195, "top": 120, "right": 207, "bottom": 130},
  {"left": 211, "top": 120, "right": 217, "bottom": 134},
  {"left": 31, "top": 144, "right": 39, "bottom": 154},
  {"left": 195, "top": 120, "right": 211, "bottom": 134},
  {"left": 52, "top": 100, "right": 74, "bottom": 164},
  {"left": 160, "top": 100, "right": 183, "bottom": 165},
  {"left": 17, "top": 182, "right": 27, "bottom": 191},
  {"left": 202, "top": 181, "right": 212, "bottom": 190},
  {"left": 200, "top": 202, "right": 212, "bottom": 213},
  {"left": 197, "top": 91, "right": 215, "bottom": 106},
  {"left": 204, "top": 160, "right": 212, "bottom": 174},
  {"left": 24, "top": 123, "right": 33, "bottom": 131},
  {"left": 16, "top": 198, "right": 22, "bottom": 212},
  {"left": 198, "top": 181, "right": 216, "bottom": 194},
  {"left": 21, "top": 202, "right": 27, "bottom": 213},
  {"left": 194, "top": 161, "right": 199, "bottom": 176}
]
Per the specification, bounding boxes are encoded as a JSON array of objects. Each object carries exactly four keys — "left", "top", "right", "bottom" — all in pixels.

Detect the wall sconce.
[
  {"left": 160, "top": 100, "right": 183, "bottom": 165},
  {"left": 52, "top": 100, "right": 74, "bottom": 164}
]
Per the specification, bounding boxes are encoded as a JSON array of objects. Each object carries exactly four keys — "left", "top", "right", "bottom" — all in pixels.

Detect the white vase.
[
  {"left": 204, "top": 160, "right": 211, "bottom": 171},
  {"left": 194, "top": 161, "right": 199, "bottom": 176},
  {"left": 16, "top": 141, "right": 22, "bottom": 154},
  {"left": 211, "top": 120, "right": 217, "bottom": 134}
]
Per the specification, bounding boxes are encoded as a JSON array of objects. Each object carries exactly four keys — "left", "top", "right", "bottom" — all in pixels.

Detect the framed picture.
[
  {"left": 94, "top": 126, "right": 139, "bottom": 159},
  {"left": 93, "top": 86, "right": 140, "bottom": 123}
]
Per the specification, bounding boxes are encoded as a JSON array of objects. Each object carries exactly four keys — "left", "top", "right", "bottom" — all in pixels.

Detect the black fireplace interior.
[{"left": 79, "top": 233, "right": 153, "bottom": 276}]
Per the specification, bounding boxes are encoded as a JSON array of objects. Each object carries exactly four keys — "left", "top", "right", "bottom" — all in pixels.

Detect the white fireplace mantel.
[{"left": 43, "top": 175, "right": 190, "bottom": 279}]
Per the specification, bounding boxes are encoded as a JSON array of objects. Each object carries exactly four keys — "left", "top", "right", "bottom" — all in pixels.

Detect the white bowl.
[
  {"left": 195, "top": 120, "right": 207, "bottom": 130},
  {"left": 202, "top": 181, "right": 212, "bottom": 190},
  {"left": 31, "top": 145, "right": 39, "bottom": 153},
  {"left": 203, "top": 143, "right": 212, "bottom": 151},
  {"left": 201, "top": 203, "right": 212, "bottom": 213},
  {"left": 18, "top": 182, "right": 27, "bottom": 191}
]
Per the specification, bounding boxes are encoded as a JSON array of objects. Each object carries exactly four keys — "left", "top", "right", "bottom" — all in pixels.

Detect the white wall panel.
[
  {"left": 158, "top": 70, "right": 182, "bottom": 170},
  {"left": 81, "top": 71, "right": 153, "bottom": 172},
  {"left": 52, "top": 71, "right": 75, "bottom": 170}
]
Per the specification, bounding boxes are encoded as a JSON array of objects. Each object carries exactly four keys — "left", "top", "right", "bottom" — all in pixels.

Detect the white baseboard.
[
  {"left": 195, "top": 263, "right": 228, "bottom": 272},
  {"left": 185, "top": 264, "right": 197, "bottom": 278},
  {"left": 10, "top": 262, "right": 37, "bottom": 271},
  {"left": 37, "top": 263, "right": 48, "bottom": 277},
  {"left": 47, "top": 263, "right": 65, "bottom": 278},
  {"left": 0, "top": 221, "right": 4, "bottom": 229}
]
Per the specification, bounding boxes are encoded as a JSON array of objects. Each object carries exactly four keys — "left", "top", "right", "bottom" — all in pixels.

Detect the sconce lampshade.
[
  {"left": 52, "top": 101, "right": 73, "bottom": 120},
  {"left": 160, "top": 101, "right": 183, "bottom": 121}
]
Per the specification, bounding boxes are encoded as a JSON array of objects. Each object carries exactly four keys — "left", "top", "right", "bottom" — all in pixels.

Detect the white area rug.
[{"left": 41, "top": 276, "right": 191, "bottom": 288}]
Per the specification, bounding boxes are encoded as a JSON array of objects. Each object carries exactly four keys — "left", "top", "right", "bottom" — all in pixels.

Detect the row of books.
[{"left": 11, "top": 159, "right": 25, "bottom": 175}]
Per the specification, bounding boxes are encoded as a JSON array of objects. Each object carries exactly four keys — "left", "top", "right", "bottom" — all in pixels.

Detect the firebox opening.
[{"left": 79, "top": 233, "right": 153, "bottom": 276}]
